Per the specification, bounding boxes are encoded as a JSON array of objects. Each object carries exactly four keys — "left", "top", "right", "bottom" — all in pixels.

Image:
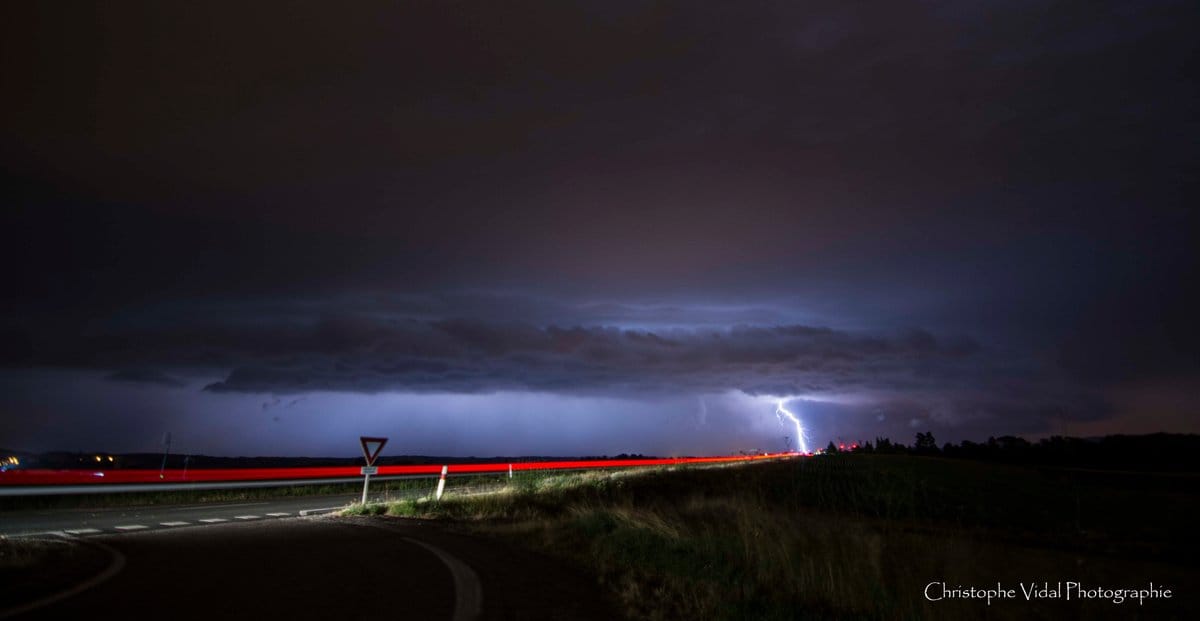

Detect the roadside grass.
[{"left": 350, "top": 456, "right": 1200, "bottom": 620}]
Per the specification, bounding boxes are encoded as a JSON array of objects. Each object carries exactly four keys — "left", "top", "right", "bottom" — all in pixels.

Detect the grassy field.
[{"left": 344, "top": 455, "right": 1199, "bottom": 620}]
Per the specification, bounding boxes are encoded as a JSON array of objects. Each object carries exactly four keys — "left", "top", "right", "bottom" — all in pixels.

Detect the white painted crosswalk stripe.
[
  {"left": 160, "top": 521, "right": 190, "bottom": 527},
  {"left": 114, "top": 524, "right": 148, "bottom": 531},
  {"left": 199, "top": 518, "right": 228, "bottom": 523},
  {"left": 64, "top": 528, "right": 102, "bottom": 535},
  {"left": 266, "top": 512, "right": 290, "bottom": 517},
  {"left": 233, "top": 515, "right": 260, "bottom": 520}
]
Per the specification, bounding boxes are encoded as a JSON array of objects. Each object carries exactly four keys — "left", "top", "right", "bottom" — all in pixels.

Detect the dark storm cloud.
[
  {"left": 2, "top": 0, "right": 1197, "bottom": 445},
  {"left": 33, "top": 293, "right": 1094, "bottom": 439},
  {"left": 106, "top": 368, "right": 186, "bottom": 388},
  {"left": 10, "top": 289, "right": 991, "bottom": 398},
  {"left": 5, "top": 286, "right": 1003, "bottom": 402},
  {"left": 193, "top": 316, "right": 984, "bottom": 396}
]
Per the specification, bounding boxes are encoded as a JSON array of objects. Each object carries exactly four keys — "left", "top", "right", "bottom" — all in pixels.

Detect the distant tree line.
[{"left": 832, "top": 432, "right": 1200, "bottom": 471}]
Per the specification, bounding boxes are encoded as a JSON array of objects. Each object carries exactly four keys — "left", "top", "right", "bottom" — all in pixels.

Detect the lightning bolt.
[{"left": 775, "top": 399, "right": 809, "bottom": 454}]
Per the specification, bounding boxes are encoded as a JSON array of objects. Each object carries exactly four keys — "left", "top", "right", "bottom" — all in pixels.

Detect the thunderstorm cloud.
[{"left": 1, "top": 0, "right": 1196, "bottom": 454}]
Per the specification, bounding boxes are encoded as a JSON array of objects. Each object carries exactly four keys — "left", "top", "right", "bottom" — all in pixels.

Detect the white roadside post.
[
  {"left": 436, "top": 465, "right": 448, "bottom": 501},
  {"left": 508, "top": 463, "right": 513, "bottom": 479},
  {"left": 359, "top": 436, "right": 388, "bottom": 506},
  {"left": 158, "top": 432, "right": 172, "bottom": 479}
]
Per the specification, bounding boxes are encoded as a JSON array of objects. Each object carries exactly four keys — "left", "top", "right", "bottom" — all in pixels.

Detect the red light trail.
[{"left": 0, "top": 453, "right": 800, "bottom": 488}]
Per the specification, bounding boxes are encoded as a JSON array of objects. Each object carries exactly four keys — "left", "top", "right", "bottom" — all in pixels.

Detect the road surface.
[
  {"left": 1, "top": 493, "right": 370, "bottom": 538},
  {"left": 0, "top": 480, "right": 513, "bottom": 538},
  {"left": 4, "top": 516, "right": 616, "bottom": 620}
]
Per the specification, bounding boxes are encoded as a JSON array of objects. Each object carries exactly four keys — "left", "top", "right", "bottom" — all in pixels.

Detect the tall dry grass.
[{"left": 364, "top": 457, "right": 1199, "bottom": 620}]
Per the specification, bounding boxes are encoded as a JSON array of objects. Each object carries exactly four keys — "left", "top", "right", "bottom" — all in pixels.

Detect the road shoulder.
[{"left": 0, "top": 535, "right": 119, "bottom": 616}]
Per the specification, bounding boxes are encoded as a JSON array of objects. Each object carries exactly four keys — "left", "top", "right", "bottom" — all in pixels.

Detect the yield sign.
[{"left": 360, "top": 436, "right": 388, "bottom": 467}]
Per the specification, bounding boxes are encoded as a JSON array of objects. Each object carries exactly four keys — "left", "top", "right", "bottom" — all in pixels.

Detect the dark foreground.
[
  {"left": 2, "top": 517, "right": 616, "bottom": 620},
  {"left": 5, "top": 456, "right": 1197, "bottom": 620}
]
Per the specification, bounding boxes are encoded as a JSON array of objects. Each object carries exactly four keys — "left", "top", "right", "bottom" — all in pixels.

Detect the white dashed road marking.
[
  {"left": 298, "top": 507, "right": 342, "bottom": 516},
  {"left": 35, "top": 506, "right": 323, "bottom": 538}
]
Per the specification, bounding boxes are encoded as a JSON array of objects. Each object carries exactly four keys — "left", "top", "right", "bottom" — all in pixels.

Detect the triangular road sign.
[{"left": 360, "top": 436, "right": 388, "bottom": 466}]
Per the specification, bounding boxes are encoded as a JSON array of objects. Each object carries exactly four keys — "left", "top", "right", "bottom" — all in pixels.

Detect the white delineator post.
[
  {"left": 508, "top": 463, "right": 513, "bottom": 479},
  {"left": 436, "top": 465, "right": 448, "bottom": 500}
]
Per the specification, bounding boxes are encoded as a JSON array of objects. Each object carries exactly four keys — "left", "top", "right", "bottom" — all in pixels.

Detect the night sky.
[{"left": 2, "top": 1, "right": 1197, "bottom": 457}]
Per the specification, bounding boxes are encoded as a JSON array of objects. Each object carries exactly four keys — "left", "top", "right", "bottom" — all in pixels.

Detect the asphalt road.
[
  {"left": 0, "top": 480, "right": 519, "bottom": 539},
  {"left": 0, "top": 493, "right": 372, "bottom": 538},
  {"left": 6, "top": 516, "right": 616, "bottom": 621}
]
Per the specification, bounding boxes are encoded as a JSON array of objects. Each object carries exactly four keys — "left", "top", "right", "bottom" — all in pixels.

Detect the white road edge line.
[
  {"left": 113, "top": 525, "right": 148, "bottom": 531},
  {"left": 2, "top": 531, "right": 67, "bottom": 539},
  {"left": 198, "top": 518, "right": 228, "bottom": 523},
  {"left": 63, "top": 528, "right": 102, "bottom": 535},
  {"left": 0, "top": 535, "right": 126, "bottom": 620},
  {"left": 265, "top": 512, "right": 290, "bottom": 517},
  {"left": 233, "top": 515, "right": 260, "bottom": 520},
  {"left": 160, "top": 521, "right": 190, "bottom": 527},
  {"left": 402, "top": 537, "right": 483, "bottom": 621},
  {"left": 162, "top": 501, "right": 269, "bottom": 512}
]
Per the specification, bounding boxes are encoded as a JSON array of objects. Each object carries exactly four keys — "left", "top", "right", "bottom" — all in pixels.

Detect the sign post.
[{"left": 359, "top": 436, "right": 388, "bottom": 505}]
